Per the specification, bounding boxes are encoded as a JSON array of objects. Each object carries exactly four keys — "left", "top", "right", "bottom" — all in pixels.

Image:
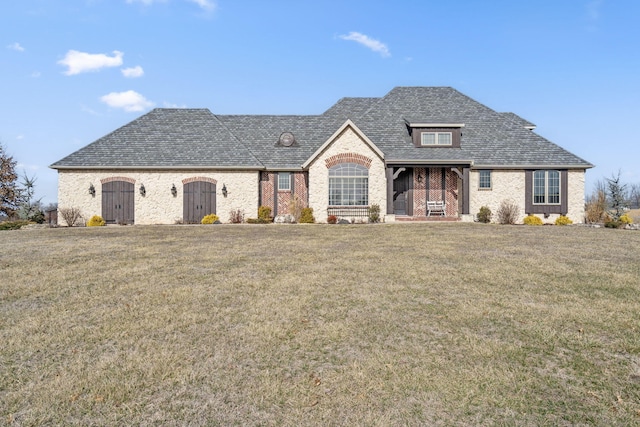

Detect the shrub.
[
  {"left": 229, "top": 209, "right": 244, "bottom": 224},
  {"left": 555, "top": 215, "right": 573, "bottom": 226},
  {"left": 299, "top": 207, "right": 315, "bottom": 224},
  {"left": 201, "top": 213, "right": 220, "bottom": 224},
  {"left": 288, "top": 194, "right": 304, "bottom": 223},
  {"left": 477, "top": 206, "right": 492, "bottom": 223},
  {"left": 258, "top": 205, "right": 272, "bottom": 222},
  {"left": 523, "top": 214, "right": 543, "bottom": 226},
  {"left": 246, "top": 217, "right": 269, "bottom": 224},
  {"left": 87, "top": 215, "right": 106, "bottom": 227},
  {"left": 619, "top": 213, "right": 633, "bottom": 224},
  {"left": 59, "top": 207, "right": 83, "bottom": 227},
  {"left": 585, "top": 188, "right": 607, "bottom": 223},
  {"left": 327, "top": 215, "right": 338, "bottom": 224},
  {"left": 0, "top": 220, "right": 30, "bottom": 231},
  {"left": 605, "top": 220, "right": 623, "bottom": 229},
  {"left": 368, "top": 204, "right": 381, "bottom": 223},
  {"left": 496, "top": 200, "right": 519, "bottom": 225},
  {"left": 30, "top": 210, "right": 45, "bottom": 224}
]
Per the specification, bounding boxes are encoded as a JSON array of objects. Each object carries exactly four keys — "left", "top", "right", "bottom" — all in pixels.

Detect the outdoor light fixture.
[
  {"left": 222, "top": 184, "right": 228, "bottom": 198},
  {"left": 416, "top": 173, "right": 423, "bottom": 183},
  {"left": 139, "top": 184, "right": 146, "bottom": 197},
  {"left": 89, "top": 183, "right": 96, "bottom": 197},
  {"left": 171, "top": 184, "right": 177, "bottom": 197}
]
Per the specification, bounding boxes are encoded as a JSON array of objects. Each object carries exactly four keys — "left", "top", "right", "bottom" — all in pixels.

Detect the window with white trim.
[
  {"left": 278, "top": 172, "right": 291, "bottom": 191},
  {"left": 478, "top": 170, "right": 492, "bottom": 189},
  {"left": 328, "top": 163, "right": 368, "bottom": 206},
  {"left": 533, "top": 170, "right": 560, "bottom": 204},
  {"left": 421, "top": 132, "right": 452, "bottom": 146}
]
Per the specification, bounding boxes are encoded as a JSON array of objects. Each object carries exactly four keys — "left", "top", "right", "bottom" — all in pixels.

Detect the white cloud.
[
  {"left": 187, "top": 0, "right": 216, "bottom": 12},
  {"left": 31, "top": 71, "right": 41, "bottom": 78},
  {"left": 163, "top": 101, "right": 187, "bottom": 108},
  {"left": 586, "top": 0, "right": 603, "bottom": 20},
  {"left": 58, "top": 50, "right": 124, "bottom": 75},
  {"left": 122, "top": 65, "right": 144, "bottom": 78},
  {"left": 16, "top": 134, "right": 24, "bottom": 140},
  {"left": 126, "top": 0, "right": 164, "bottom": 5},
  {"left": 339, "top": 31, "right": 390, "bottom": 57},
  {"left": 7, "top": 42, "right": 25, "bottom": 52},
  {"left": 126, "top": 0, "right": 215, "bottom": 11},
  {"left": 100, "top": 90, "right": 155, "bottom": 112}
]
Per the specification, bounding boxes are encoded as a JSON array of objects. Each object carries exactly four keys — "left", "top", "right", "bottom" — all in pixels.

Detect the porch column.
[
  {"left": 386, "top": 167, "right": 394, "bottom": 214},
  {"left": 462, "top": 167, "right": 470, "bottom": 215}
]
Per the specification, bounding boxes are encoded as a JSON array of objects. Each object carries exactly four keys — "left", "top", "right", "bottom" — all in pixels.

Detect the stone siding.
[
  {"left": 307, "top": 126, "right": 385, "bottom": 222},
  {"left": 57, "top": 170, "right": 259, "bottom": 225},
  {"left": 469, "top": 169, "right": 586, "bottom": 224}
]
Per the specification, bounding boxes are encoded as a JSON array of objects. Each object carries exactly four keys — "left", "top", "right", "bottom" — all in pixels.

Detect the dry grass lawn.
[{"left": 1, "top": 223, "right": 639, "bottom": 426}]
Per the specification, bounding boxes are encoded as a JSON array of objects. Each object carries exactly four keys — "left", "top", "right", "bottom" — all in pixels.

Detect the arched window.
[{"left": 328, "top": 163, "right": 369, "bottom": 206}]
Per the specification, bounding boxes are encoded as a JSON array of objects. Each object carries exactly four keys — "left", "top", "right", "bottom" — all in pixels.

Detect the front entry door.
[
  {"left": 102, "top": 181, "right": 135, "bottom": 224},
  {"left": 183, "top": 181, "right": 216, "bottom": 224},
  {"left": 393, "top": 169, "right": 412, "bottom": 215}
]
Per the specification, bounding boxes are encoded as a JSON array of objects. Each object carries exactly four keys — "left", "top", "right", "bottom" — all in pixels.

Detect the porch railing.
[{"left": 327, "top": 206, "right": 370, "bottom": 218}]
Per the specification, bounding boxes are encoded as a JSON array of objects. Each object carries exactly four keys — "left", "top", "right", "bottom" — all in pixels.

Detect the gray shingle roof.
[
  {"left": 51, "top": 87, "right": 593, "bottom": 170},
  {"left": 50, "top": 109, "right": 262, "bottom": 169}
]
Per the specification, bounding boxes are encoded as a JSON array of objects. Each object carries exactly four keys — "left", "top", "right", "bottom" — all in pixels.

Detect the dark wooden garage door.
[
  {"left": 183, "top": 181, "right": 216, "bottom": 224},
  {"left": 102, "top": 181, "right": 135, "bottom": 224}
]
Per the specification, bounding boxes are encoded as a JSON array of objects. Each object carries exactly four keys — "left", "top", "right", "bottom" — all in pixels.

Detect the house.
[{"left": 50, "top": 87, "right": 593, "bottom": 224}]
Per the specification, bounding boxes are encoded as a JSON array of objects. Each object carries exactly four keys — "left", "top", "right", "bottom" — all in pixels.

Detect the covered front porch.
[{"left": 385, "top": 164, "right": 471, "bottom": 221}]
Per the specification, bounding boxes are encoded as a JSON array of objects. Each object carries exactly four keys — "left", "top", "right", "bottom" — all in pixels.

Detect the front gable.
[{"left": 302, "top": 120, "right": 384, "bottom": 169}]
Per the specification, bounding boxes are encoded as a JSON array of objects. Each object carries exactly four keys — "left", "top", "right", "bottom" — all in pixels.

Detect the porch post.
[
  {"left": 386, "top": 167, "right": 394, "bottom": 214},
  {"left": 462, "top": 167, "right": 470, "bottom": 215}
]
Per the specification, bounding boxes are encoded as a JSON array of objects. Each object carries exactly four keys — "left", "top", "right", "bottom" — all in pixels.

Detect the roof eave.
[
  {"left": 50, "top": 165, "right": 265, "bottom": 171},
  {"left": 472, "top": 163, "right": 595, "bottom": 170}
]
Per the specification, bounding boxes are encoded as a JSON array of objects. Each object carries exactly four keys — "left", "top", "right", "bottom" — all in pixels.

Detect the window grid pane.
[
  {"left": 421, "top": 133, "right": 435, "bottom": 145},
  {"left": 533, "top": 171, "right": 546, "bottom": 204},
  {"left": 328, "top": 163, "right": 369, "bottom": 206},
  {"left": 437, "top": 133, "right": 452, "bottom": 145},
  {"left": 533, "top": 170, "right": 561, "bottom": 205},
  {"left": 548, "top": 171, "right": 560, "bottom": 204},
  {"left": 479, "top": 170, "right": 491, "bottom": 189},
  {"left": 278, "top": 172, "right": 291, "bottom": 191}
]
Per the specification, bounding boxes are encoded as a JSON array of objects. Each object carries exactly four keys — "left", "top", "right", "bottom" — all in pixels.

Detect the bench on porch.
[
  {"left": 426, "top": 200, "right": 446, "bottom": 217},
  {"left": 327, "top": 206, "right": 370, "bottom": 218}
]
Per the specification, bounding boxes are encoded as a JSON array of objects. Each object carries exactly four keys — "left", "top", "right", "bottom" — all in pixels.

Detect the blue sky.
[{"left": 2, "top": 0, "right": 639, "bottom": 205}]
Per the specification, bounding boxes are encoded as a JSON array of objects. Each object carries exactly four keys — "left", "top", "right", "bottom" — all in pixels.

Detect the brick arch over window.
[
  {"left": 182, "top": 176, "right": 218, "bottom": 185},
  {"left": 325, "top": 153, "right": 372, "bottom": 169},
  {"left": 101, "top": 176, "right": 136, "bottom": 184}
]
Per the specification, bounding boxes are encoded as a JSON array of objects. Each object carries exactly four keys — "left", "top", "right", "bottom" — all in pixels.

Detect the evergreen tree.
[
  {"left": 606, "top": 171, "right": 628, "bottom": 221},
  {"left": 0, "top": 144, "right": 20, "bottom": 219}
]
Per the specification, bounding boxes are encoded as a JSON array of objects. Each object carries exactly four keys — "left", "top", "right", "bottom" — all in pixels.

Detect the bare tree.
[{"left": 629, "top": 183, "right": 640, "bottom": 209}]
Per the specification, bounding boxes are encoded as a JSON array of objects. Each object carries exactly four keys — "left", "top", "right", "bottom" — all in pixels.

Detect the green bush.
[
  {"left": 555, "top": 215, "right": 573, "bottom": 226},
  {"left": 0, "top": 220, "right": 30, "bottom": 230},
  {"left": 368, "top": 204, "right": 380, "bottom": 223},
  {"left": 523, "top": 214, "right": 543, "bottom": 226},
  {"left": 477, "top": 206, "right": 492, "bottom": 223},
  {"left": 299, "top": 207, "right": 315, "bottom": 224},
  {"left": 87, "top": 215, "right": 106, "bottom": 227},
  {"left": 201, "top": 213, "right": 220, "bottom": 224},
  {"left": 604, "top": 220, "right": 623, "bottom": 229},
  {"left": 258, "top": 205, "right": 272, "bottom": 221}
]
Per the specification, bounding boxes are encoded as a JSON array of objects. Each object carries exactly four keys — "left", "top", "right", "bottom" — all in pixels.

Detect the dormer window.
[
  {"left": 421, "top": 131, "right": 452, "bottom": 146},
  {"left": 407, "top": 122, "right": 464, "bottom": 148}
]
